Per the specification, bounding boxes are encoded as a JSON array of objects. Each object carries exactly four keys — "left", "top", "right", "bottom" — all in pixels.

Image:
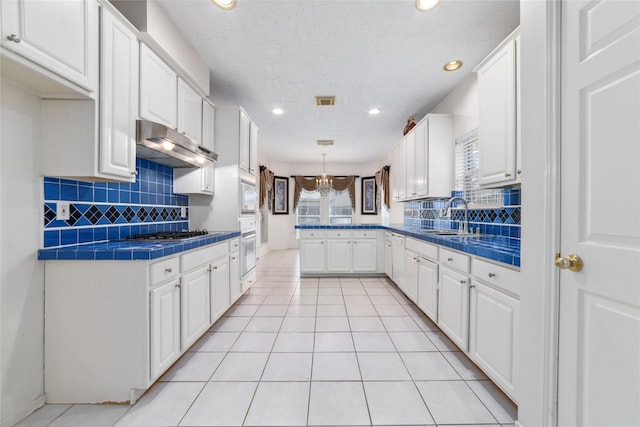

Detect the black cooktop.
[{"left": 128, "top": 230, "right": 209, "bottom": 241}]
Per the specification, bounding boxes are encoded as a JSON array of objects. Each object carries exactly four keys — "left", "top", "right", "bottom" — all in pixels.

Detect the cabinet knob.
[
  {"left": 320, "top": 241, "right": 324, "bottom": 244},
  {"left": 460, "top": 280, "right": 466, "bottom": 285},
  {"left": 488, "top": 272, "right": 496, "bottom": 278},
  {"left": 505, "top": 173, "right": 512, "bottom": 177},
  {"left": 165, "top": 268, "right": 172, "bottom": 273},
  {"left": 231, "top": 256, "right": 237, "bottom": 260},
  {"left": 447, "top": 257, "right": 453, "bottom": 262},
  {"left": 131, "top": 170, "right": 138, "bottom": 176},
  {"left": 469, "top": 283, "right": 476, "bottom": 288},
  {"left": 213, "top": 266, "right": 218, "bottom": 270},
  {"left": 175, "top": 283, "right": 181, "bottom": 289},
  {"left": 517, "top": 170, "right": 522, "bottom": 175},
  {"left": 7, "top": 34, "right": 21, "bottom": 43}
]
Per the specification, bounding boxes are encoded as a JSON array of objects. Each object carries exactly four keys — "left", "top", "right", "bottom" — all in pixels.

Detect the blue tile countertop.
[
  {"left": 38, "top": 231, "right": 241, "bottom": 261},
  {"left": 296, "top": 224, "right": 520, "bottom": 268}
]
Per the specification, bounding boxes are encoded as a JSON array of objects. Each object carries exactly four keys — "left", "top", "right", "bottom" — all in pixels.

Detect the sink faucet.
[{"left": 441, "top": 197, "right": 470, "bottom": 234}]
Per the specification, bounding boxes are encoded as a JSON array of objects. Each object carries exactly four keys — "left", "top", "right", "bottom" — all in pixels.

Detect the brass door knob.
[{"left": 555, "top": 254, "right": 583, "bottom": 272}]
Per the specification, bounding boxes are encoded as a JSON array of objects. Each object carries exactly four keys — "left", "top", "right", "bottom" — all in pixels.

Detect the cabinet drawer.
[
  {"left": 300, "top": 229, "right": 325, "bottom": 239},
  {"left": 229, "top": 238, "right": 240, "bottom": 253},
  {"left": 405, "top": 237, "right": 438, "bottom": 261},
  {"left": 472, "top": 258, "right": 521, "bottom": 297},
  {"left": 327, "top": 230, "right": 351, "bottom": 239},
  {"left": 439, "top": 248, "right": 471, "bottom": 273},
  {"left": 352, "top": 230, "right": 376, "bottom": 239},
  {"left": 181, "top": 241, "right": 229, "bottom": 272},
  {"left": 150, "top": 257, "right": 179, "bottom": 286}
]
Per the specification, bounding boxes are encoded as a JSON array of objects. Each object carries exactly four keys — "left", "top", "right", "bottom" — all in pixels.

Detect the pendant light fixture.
[{"left": 316, "top": 153, "right": 333, "bottom": 198}]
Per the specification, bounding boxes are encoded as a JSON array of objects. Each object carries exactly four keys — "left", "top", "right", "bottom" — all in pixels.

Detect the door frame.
[{"left": 518, "top": 1, "right": 562, "bottom": 426}]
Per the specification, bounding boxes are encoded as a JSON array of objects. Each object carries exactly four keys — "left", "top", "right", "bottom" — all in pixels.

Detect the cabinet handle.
[
  {"left": 7, "top": 34, "right": 21, "bottom": 43},
  {"left": 505, "top": 173, "right": 512, "bottom": 177},
  {"left": 231, "top": 256, "right": 237, "bottom": 260},
  {"left": 447, "top": 257, "right": 453, "bottom": 262},
  {"left": 320, "top": 241, "right": 324, "bottom": 244},
  {"left": 165, "top": 268, "right": 172, "bottom": 273},
  {"left": 517, "top": 170, "right": 522, "bottom": 175},
  {"left": 460, "top": 280, "right": 467, "bottom": 285},
  {"left": 175, "top": 283, "right": 181, "bottom": 289},
  {"left": 213, "top": 266, "right": 218, "bottom": 270},
  {"left": 469, "top": 283, "right": 475, "bottom": 288},
  {"left": 131, "top": 170, "right": 138, "bottom": 176},
  {"left": 488, "top": 272, "right": 496, "bottom": 278}
]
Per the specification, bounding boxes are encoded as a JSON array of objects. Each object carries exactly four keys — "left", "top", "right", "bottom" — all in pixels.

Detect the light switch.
[{"left": 57, "top": 201, "right": 70, "bottom": 220}]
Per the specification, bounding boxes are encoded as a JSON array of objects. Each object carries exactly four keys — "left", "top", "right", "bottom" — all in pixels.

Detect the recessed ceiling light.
[
  {"left": 272, "top": 108, "right": 283, "bottom": 115},
  {"left": 443, "top": 60, "right": 463, "bottom": 72},
  {"left": 211, "top": 0, "right": 236, "bottom": 10},
  {"left": 369, "top": 108, "right": 380, "bottom": 115},
  {"left": 415, "top": 0, "right": 440, "bottom": 12}
]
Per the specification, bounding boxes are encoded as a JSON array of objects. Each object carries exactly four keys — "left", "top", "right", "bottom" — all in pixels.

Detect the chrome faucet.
[{"left": 441, "top": 196, "right": 470, "bottom": 234}]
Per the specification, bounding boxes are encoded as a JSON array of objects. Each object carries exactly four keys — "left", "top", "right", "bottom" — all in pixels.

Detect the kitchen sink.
[{"left": 415, "top": 229, "right": 461, "bottom": 236}]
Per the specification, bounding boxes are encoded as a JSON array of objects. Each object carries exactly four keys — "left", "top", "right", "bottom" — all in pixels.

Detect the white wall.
[
  {"left": 263, "top": 159, "right": 385, "bottom": 251},
  {"left": 0, "top": 80, "right": 46, "bottom": 426}
]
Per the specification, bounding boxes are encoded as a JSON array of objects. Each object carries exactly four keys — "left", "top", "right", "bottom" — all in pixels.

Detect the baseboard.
[{"left": 1, "top": 394, "right": 45, "bottom": 427}]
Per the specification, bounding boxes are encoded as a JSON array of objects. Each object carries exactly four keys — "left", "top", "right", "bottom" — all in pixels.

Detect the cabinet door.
[
  {"left": 326, "top": 239, "right": 352, "bottom": 272},
  {"left": 229, "top": 254, "right": 241, "bottom": 302},
  {"left": 391, "top": 236, "right": 405, "bottom": 289},
  {"left": 139, "top": 44, "right": 177, "bottom": 128},
  {"left": 514, "top": 34, "right": 522, "bottom": 183},
  {"left": 202, "top": 100, "right": 215, "bottom": 152},
  {"left": 150, "top": 279, "right": 181, "bottom": 381},
  {"left": 437, "top": 266, "right": 470, "bottom": 351},
  {"left": 177, "top": 78, "right": 202, "bottom": 145},
  {"left": 99, "top": 7, "right": 138, "bottom": 180},
  {"left": 477, "top": 39, "right": 517, "bottom": 186},
  {"left": 413, "top": 121, "right": 428, "bottom": 197},
  {"left": 404, "top": 251, "right": 419, "bottom": 303},
  {"left": 392, "top": 138, "right": 407, "bottom": 200},
  {"left": 181, "top": 266, "right": 211, "bottom": 350},
  {"left": 249, "top": 121, "right": 258, "bottom": 175},
  {"left": 470, "top": 281, "right": 519, "bottom": 401},
  {"left": 202, "top": 164, "right": 215, "bottom": 194},
  {"left": 211, "top": 257, "right": 230, "bottom": 323},
  {"left": 384, "top": 239, "right": 393, "bottom": 278},
  {"left": 417, "top": 257, "right": 438, "bottom": 322},
  {"left": 239, "top": 110, "right": 251, "bottom": 172},
  {"left": 1, "top": 0, "right": 98, "bottom": 92},
  {"left": 353, "top": 239, "right": 377, "bottom": 273},
  {"left": 300, "top": 239, "right": 325, "bottom": 273},
  {"left": 405, "top": 131, "right": 416, "bottom": 198}
]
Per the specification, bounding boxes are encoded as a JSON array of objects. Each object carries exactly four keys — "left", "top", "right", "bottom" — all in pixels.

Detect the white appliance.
[
  {"left": 240, "top": 180, "right": 258, "bottom": 215},
  {"left": 239, "top": 219, "right": 257, "bottom": 278}
]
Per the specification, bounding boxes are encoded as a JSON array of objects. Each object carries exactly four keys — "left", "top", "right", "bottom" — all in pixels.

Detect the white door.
[
  {"left": 249, "top": 121, "right": 259, "bottom": 175},
  {"left": 229, "top": 254, "right": 241, "bottom": 302},
  {"left": 139, "top": 44, "right": 177, "bottom": 128},
  {"left": 403, "top": 251, "right": 418, "bottom": 302},
  {"left": 100, "top": 8, "right": 138, "bottom": 180},
  {"left": 180, "top": 266, "right": 211, "bottom": 350},
  {"left": 202, "top": 100, "right": 215, "bottom": 152},
  {"left": 300, "top": 239, "right": 325, "bottom": 273},
  {"left": 557, "top": 1, "right": 640, "bottom": 426},
  {"left": 239, "top": 110, "right": 251, "bottom": 172},
  {"left": 384, "top": 237, "right": 393, "bottom": 278}
]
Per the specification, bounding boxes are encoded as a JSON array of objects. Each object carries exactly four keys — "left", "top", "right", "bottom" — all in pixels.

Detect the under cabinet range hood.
[{"left": 136, "top": 120, "right": 218, "bottom": 168}]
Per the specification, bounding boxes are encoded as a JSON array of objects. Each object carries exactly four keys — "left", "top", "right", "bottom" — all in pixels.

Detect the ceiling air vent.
[
  {"left": 315, "top": 96, "right": 336, "bottom": 106},
  {"left": 317, "top": 140, "right": 334, "bottom": 146}
]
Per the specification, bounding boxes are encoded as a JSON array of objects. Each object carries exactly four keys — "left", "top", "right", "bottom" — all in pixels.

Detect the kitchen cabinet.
[
  {"left": 300, "top": 230, "right": 326, "bottom": 274},
  {"left": 174, "top": 164, "right": 214, "bottom": 195},
  {"left": 41, "top": 5, "right": 138, "bottom": 182},
  {"left": 210, "top": 255, "right": 231, "bottom": 321},
  {"left": 404, "top": 237, "right": 439, "bottom": 319},
  {"left": 352, "top": 230, "right": 377, "bottom": 273},
  {"left": 177, "top": 77, "right": 203, "bottom": 145},
  {"left": 391, "top": 137, "right": 407, "bottom": 201},
  {"left": 417, "top": 256, "right": 439, "bottom": 322},
  {"left": 180, "top": 266, "right": 211, "bottom": 350},
  {"left": 384, "top": 233, "right": 393, "bottom": 278},
  {"left": 438, "top": 265, "right": 470, "bottom": 352},
  {"left": 0, "top": 0, "right": 99, "bottom": 94},
  {"left": 229, "top": 251, "right": 241, "bottom": 303},
  {"left": 475, "top": 27, "right": 521, "bottom": 187},
  {"left": 404, "top": 251, "right": 419, "bottom": 303},
  {"left": 239, "top": 109, "right": 251, "bottom": 172},
  {"left": 390, "top": 233, "right": 405, "bottom": 289},
  {"left": 202, "top": 99, "right": 216, "bottom": 152},
  {"left": 326, "top": 230, "right": 352, "bottom": 273},
  {"left": 150, "top": 277, "right": 181, "bottom": 381},
  {"left": 44, "top": 238, "right": 241, "bottom": 404},
  {"left": 249, "top": 122, "right": 259, "bottom": 175},
  {"left": 139, "top": 43, "right": 177, "bottom": 129}
]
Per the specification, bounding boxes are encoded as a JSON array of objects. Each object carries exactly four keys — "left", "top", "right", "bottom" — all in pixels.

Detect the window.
[
  {"left": 455, "top": 129, "right": 503, "bottom": 206},
  {"left": 296, "top": 188, "right": 353, "bottom": 225},
  {"left": 296, "top": 190, "right": 321, "bottom": 224},
  {"left": 329, "top": 189, "right": 353, "bottom": 224}
]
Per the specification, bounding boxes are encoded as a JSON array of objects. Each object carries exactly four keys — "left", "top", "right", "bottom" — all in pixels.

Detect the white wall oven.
[{"left": 239, "top": 219, "right": 256, "bottom": 277}]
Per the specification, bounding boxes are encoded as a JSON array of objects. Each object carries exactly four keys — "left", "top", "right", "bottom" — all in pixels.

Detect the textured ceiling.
[{"left": 157, "top": 0, "right": 519, "bottom": 164}]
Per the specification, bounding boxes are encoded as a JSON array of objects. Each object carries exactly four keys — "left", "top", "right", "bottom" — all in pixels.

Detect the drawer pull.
[
  {"left": 175, "top": 283, "right": 181, "bottom": 289},
  {"left": 447, "top": 257, "right": 453, "bottom": 262},
  {"left": 165, "top": 268, "right": 172, "bottom": 273},
  {"left": 488, "top": 273, "right": 496, "bottom": 278},
  {"left": 7, "top": 34, "right": 21, "bottom": 43},
  {"left": 460, "top": 280, "right": 466, "bottom": 285},
  {"left": 469, "top": 283, "right": 476, "bottom": 288}
]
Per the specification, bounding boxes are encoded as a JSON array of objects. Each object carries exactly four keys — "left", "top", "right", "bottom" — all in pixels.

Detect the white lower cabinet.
[
  {"left": 210, "top": 256, "right": 231, "bottom": 321},
  {"left": 229, "top": 252, "right": 241, "bottom": 303},
  {"left": 404, "top": 251, "right": 419, "bottom": 303},
  {"left": 180, "top": 266, "right": 211, "bottom": 351},
  {"left": 437, "top": 266, "right": 470, "bottom": 352},
  {"left": 300, "top": 237, "right": 326, "bottom": 274},
  {"left": 353, "top": 238, "right": 377, "bottom": 272},
  {"left": 469, "top": 281, "right": 519, "bottom": 401},
  {"left": 150, "top": 278, "right": 181, "bottom": 381},
  {"left": 326, "top": 239, "right": 352, "bottom": 272},
  {"left": 384, "top": 234, "right": 393, "bottom": 277},
  {"left": 416, "top": 256, "right": 439, "bottom": 322}
]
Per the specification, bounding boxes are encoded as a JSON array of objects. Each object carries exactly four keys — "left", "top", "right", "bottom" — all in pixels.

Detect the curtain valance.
[{"left": 292, "top": 175, "right": 356, "bottom": 211}]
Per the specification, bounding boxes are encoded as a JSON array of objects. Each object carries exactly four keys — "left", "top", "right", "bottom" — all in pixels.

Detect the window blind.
[{"left": 455, "top": 129, "right": 503, "bottom": 207}]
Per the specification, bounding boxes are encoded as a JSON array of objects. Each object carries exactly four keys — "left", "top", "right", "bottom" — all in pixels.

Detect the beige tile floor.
[{"left": 16, "top": 249, "right": 517, "bottom": 427}]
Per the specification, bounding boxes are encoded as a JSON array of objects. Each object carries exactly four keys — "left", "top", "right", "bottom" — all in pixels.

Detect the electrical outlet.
[
  {"left": 181, "top": 207, "right": 187, "bottom": 218},
  {"left": 57, "top": 201, "right": 70, "bottom": 220}
]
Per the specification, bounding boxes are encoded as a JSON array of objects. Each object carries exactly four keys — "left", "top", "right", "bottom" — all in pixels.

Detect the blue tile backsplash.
[
  {"left": 404, "top": 189, "right": 521, "bottom": 240},
  {"left": 43, "top": 159, "right": 189, "bottom": 248}
]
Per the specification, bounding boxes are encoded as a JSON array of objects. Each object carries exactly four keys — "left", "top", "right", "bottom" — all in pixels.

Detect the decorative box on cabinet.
[
  {"left": 41, "top": 5, "right": 138, "bottom": 182},
  {"left": 475, "top": 27, "right": 521, "bottom": 187},
  {"left": 0, "top": 0, "right": 99, "bottom": 95}
]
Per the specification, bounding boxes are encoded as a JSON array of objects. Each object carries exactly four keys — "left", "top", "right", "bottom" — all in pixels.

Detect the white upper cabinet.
[
  {"left": 215, "top": 106, "right": 258, "bottom": 176},
  {"left": 392, "top": 137, "right": 407, "bottom": 201},
  {"left": 405, "top": 131, "right": 417, "bottom": 197},
  {"left": 249, "top": 121, "right": 259, "bottom": 175},
  {"left": 202, "top": 99, "right": 215, "bottom": 152},
  {"left": 139, "top": 43, "right": 177, "bottom": 129},
  {"left": 99, "top": 6, "right": 138, "bottom": 180},
  {"left": 239, "top": 109, "right": 251, "bottom": 172},
  {"left": 177, "top": 77, "right": 202, "bottom": 145},
  {"left": 1, "top": 0, "right": 99, "bottom": 93},
  {"left": 475, "top": 28, "right": 520, "bottom": 187}
]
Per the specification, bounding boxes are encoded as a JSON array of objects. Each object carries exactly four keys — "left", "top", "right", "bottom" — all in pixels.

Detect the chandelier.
[{"left": 316, "top": 153, "right": 333, "bottom": 198}]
